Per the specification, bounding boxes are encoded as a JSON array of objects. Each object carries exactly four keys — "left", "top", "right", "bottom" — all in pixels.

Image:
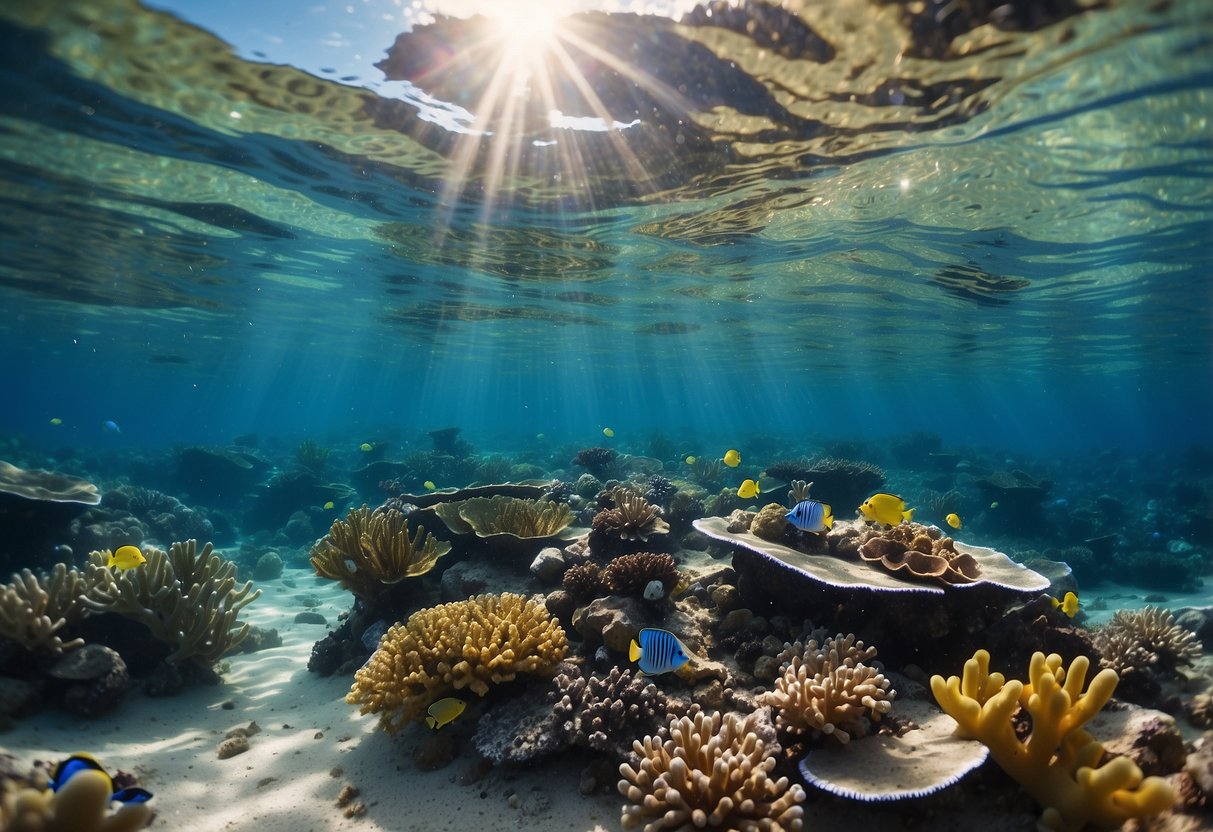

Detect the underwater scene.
[{"left": 1, "top": 0, "right": 1212, "bottom": 829}]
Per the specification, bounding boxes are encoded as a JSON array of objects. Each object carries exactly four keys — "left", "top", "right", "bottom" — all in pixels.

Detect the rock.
[
  {"left": 717, "top": 608, "right": 753, "bottom": 638},
  {"left": 572, "top": 595, "right": 649, "bottom": 653},
  {"left": 233, "top": 625, "right": 282, "bottom": 654},
  {"left": 678, "top": 656, "right": 731, "bottom": 685},
  {"left": 753, "top": 655, "right": 782, "bottom": 682},
  {"left": 217, "top": 735, "right": 250, "bottom": 759},
  {"left": 530, "top": 548, "right": 566, "bottom": 583},
  {"left": 1186, "top": 736, "right": 1213, "bottom": 795},
  {"left": 412, "top": 731, "right": 455, "bottom": 771},
  {"left": 295, "top": 611, "right": 327, "bottom": 625},
  {"left": 440, "top": 560, "right": 489, "bottom": 600},
  {"left": 725, "top": 509, "right": 754, "bottom": 533},
  {"left": 750, "top": 503, "right": 789, "bottom": 542},
  {"left": 50, "top": 645, "right": 124, "bottom": 680},
  {"left": 253, "top": 551, "right": 284, "bottom": 580},
  {"left": 1096, "top": 705, "right": 1187, "bottom": 776},
  {"left": 0, "top": 677, "right": 40, "bottom": 719},
  {"left": 710, "top": 584, "right": 741, "bottom": 614},
  {"left": 282, "top": 511, "right": 315, "bottom": 545},
  {"left": 544, "top": 590, "right": 578, "bottom": 625}
]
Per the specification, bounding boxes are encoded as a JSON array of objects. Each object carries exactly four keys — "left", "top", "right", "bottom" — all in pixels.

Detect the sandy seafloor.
[{"left": 4, "top": 565, "right": 1208, "bottom": 832}]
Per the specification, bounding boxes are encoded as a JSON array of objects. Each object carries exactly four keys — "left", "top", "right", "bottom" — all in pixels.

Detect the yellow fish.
[
  {"left": 945, "top": 512, "right": 963, "bottom": 529},
  {"left": 424, "top": 480, "right": 437, "bottom": 491},
  {"left": 602, "top": 427, "right": 615, "bottom": 438},
  {"left": 49, "top": 417, "right": 62, "bottom": 426},
  {"left": 323, "top": 501, "right": 335, "bottom": 510},
  {"left": 737, "top": 479, "right": 761, "bottom": 500},
  {"left": 858, "top": 493, "right": 915, "bottom": 526},
  {"left": 1051, "top": 591, "right": 1079, "bottom": 618},
  {"left": 990, "top": 501, "right": 1000, "bottom": 509},
  {"left": 722, "top": 449, "right": 741, "bottom": 468},
  {"left": 359, "top": 443, "right": 373, "bottom": 452},
  {"left": 108, "top": 545, "right": 146, "bottom": 570},
  {"left": 425, "top": 697, "right": 466, "bottom": 730},
  {"left": 684, "top": 455, "right": 696, "bottom": 465}
]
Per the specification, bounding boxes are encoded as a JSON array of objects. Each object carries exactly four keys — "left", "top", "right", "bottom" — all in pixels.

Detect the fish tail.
[
  {"left": 824, "top": 513, "right": 834, "bottom": 530},
  {"left": 903, "top": 508, "right": 915, "bottom": 522},
  {"left": 629, "top": 639, "right": 641, "bottom": 662},
  {"left": 426, "top": 716, "right": 438, "bottom": 730}
]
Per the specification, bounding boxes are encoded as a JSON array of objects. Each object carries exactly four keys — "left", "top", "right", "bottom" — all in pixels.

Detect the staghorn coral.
[
  {"left": 346, "top": 592, "right": 567, "bottom": 733},
  {"left": 1, "top": 768, "right": 151, "bottom": 832},
  {"left": 602, "top": 552, "right": 680, "bottom": 596},
  {"left": 554, "top": 664, "right": 682, "bottom": 759},
  {"left": 561, "top": 562, "right": 604, "bottom": 599},
  {"left": 309, "top": 505, "right": 450, "bottom": 603},
  {"left": 1094, "top": 606, "right": 1201, "bottom": 675},
  {"left": 856, "top": 521, "right": 981, "bottom": 585},
  {"left": 931, "top": 649, "right": 1176, "bottom": 832},
  {"left": 592, "top": 489, "right": 669, "bottom": 543},
  {"left": 455, "top": 496, "right": 573, "bottom": 539},
  {"left": 619, "top": 709, "right": 805, "bottom": 831},
  {"left": 84, "top": 540, "right": 260, "bottom": 667},
  {"left": 759, "top": 633, "right": 894, "bottom": 744},
  {"left": 0, "top": 564, "right": 93, "bottom": 654}
]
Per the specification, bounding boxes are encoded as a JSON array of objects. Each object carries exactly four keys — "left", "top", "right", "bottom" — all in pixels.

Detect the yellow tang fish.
[
  {"left": 602, "top": 427, "right": 615, "bottom": 438},
  {"left": 737, "top": 479, "right": 761, "bottom": 500},
  {"left": 684, "top": 455, "right": 696, "bottom": 465},
  {"left": 424, "top": 480, "right": 437, "bottom": 491},
  {"left": 945, "top": 512, "right": 963, "bottom": 529},
  {"left": 108, "top": 545, "right": 146, "bottom": 571},
  {"left": 323, "top": 501, "right": 335, "bottom": 510},
  {"left": 359, "top": 443, "right": 373, "bottom": 452},
  {"left": 722, "top": 449, "right": 741, "bottom": 468},
  {"left": 858, "top": 493, "right": 915, "bottom": 526},
  {"left": 425, "top": 697, "right": 466, "bottom": 730},
  {"left": 1051, "top": 591, "right": 1079, "bottom": 618}
]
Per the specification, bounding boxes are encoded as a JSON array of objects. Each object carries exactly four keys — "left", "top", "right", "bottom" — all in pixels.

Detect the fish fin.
[
  {"left": 1050, "top": 597, "right": 1060, "bottom": 608},
  {"left": 903, "top": 508, "right": 915, "bottom": 522},
  {"left": 425, "top": 716, "right": 438, "bottom": 730},
  {"left": 629, "top": 639, "right": 641, "bottom": 662},
  {"left": 111, "top": 787, "right": 153, "bottom": 804},
  {"left": 106, "top": 554, "right": 117, "bottom": 568}
]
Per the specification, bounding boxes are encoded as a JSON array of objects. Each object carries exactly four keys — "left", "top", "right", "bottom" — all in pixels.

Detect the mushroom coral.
[
  {"left": 346, "top": 592, "right": 567, "bottom": 733},
  {"left": 930, "top": 649, "right": 1175, "bottom": 831}
]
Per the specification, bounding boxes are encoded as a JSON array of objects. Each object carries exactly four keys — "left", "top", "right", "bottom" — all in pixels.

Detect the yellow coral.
[
  {"left": 618, "top": 710, "right": 805, "bottom": 831},
  {"left": 930, "top": 649, "right": 1175, "bottom": 831},
  {"left": 310, "top": 505, "right": 450, "bottom": 601},
  {"left": 1, "top": 768, "right": 150, "bottom": 832},
  {"left": 346, "top": 592, "right": 567, "bottom": 733},
  {"left": 454, "top": 496, "right": 573, "bottom": 539}
]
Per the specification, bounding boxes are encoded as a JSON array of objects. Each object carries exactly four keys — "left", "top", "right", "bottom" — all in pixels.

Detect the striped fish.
[
  {"left": 786, "top": 499, "right": 833, "bottom": 533},
  {"left": 629, "top": 628, "right": 690, "bottom": 675}
]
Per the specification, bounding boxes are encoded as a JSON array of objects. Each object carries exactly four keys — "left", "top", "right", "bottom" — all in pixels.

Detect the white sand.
[{"left": 3, "top": 567, "right": 620, "bottom": 831}]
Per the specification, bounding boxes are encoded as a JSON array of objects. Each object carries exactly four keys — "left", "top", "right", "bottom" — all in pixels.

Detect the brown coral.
[
  {"left": 309, "top": 505, "right": 450, "bottom": 602},
  {"left": 453, "top": 496, "right": 573, "bottom": 538},
  {"left": 0, "top": 564, "right": 94, "bottom": 653},
  {"left": 1094, "top": 606, "right": 1202, "bottom": 675},
  {"left": 561, "top": 562, "right": 604, "bottom": 599},
  {"left": 346, "top": 592, "right": 568, "bottom": 733},
  {"left": 856, "top": 522, "right": 980, "bottom": 585},
  {"left": 591, "top": 488, "right": 669, "bottom": 543},
  {"left": 601, "top": 552, "right": 679, "bottom": 596},
  {"left": 759, "top": 633, "right": 894, "bottom": 744},
  {"left": 619, "top": 710, "right": 805, "bottom": 831}
]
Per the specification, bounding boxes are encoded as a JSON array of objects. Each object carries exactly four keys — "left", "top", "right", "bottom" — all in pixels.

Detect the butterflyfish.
[
  {"left": 424, "top": 480, "right": 437, "bottom": 490},
  {"left": 108, "top": 545, "right": 146, "bottom": 571},
  {"left": 737, "top": 479, "right": 761, "bottom": 499},
  {"left": 323, "top": 501, "right": 335, "bottom": 510},
  {"left": 629, "top": 628, "right": 691, "bottom": 675},
  {"left": 359, "top": 442, "right": 373, "bottom": 452},
  {"left": 722, "top": 449, "right": 741, "bottom": 468},
  {"left": 1051, "top": 591, "right": 1079, "bottom": 618},
  {"left": 945, "top": 512, "right": 963, "bottom": 529},
  {"left": 49, "top": 753, "right": 153, "bottom": 804},
  {"left": 858, "top": 493, "right": 915, "bottom": 526},
  {"left": 684, "top": 455, "right": 696, "bottom": 465},
  {"left": 425, "top": 697, "right": 466, "bottom": 730},
  {"left": 49, "top": 417, "right": 62, "bottom": 426},
  {"left": 602, "top": 427, "right": 615, "bottom": 438},
  {"left": 786, "top": 499, "right": 833, "bottom": 533}
]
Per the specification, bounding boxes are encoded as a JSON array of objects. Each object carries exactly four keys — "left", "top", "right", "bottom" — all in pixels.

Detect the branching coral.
[
  {"left": 1093, "top": 606, "right": 1201, "bottom": 675},
  {"left": 592, "top": 489, "right": 669, "bottom": 543},
  {"left": 759, "top": 634, "right": 894, "bottom": 744},
  {"left": 0, "top": 564, "right": 93, "bottom": 653},
  {"left": 572, "top": 447, "right": 619, "bottom": 479},
  {"left": 1, "top": 768, "right": 151, "bottom": 832},
  {"left": 554, "top": 665, "right": 681, "bottom": 759},
  {"left": 562, "top": 562, "right": 604, "bottom": 599},
  {"left": 856, "top": 522, "right": 981, "bottom": 585},
  {"left": 618, "top": 710, "right": 805, "bottom": 831},
  {"left": 602, "top": 552, "right": 680, "bottom": 596},
  {"left": 84, "top": 540, "right": 260, "bottom": 666},
  {"left": 346, "top": 592, "right": 568, "bottom": 733},
  {"left": 309, "top": 505, "right": 450, "bottom": 602},
  {"left": 930, "top": 649, "right": 1176, "bottom": 832}
]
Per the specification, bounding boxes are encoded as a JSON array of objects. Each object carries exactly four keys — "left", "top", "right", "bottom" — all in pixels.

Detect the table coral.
[
  {"left": 930, "top": 649, "right": 1176, "bottom": 831},
  {"left": 759, "top": 634, "right": 894, "bottom": 744},
  {"left": 618, "top": 709, "right": 805, "bottom": 831},
  {"left": 346, "top": 592, "right": 568, "bottom": 733}
]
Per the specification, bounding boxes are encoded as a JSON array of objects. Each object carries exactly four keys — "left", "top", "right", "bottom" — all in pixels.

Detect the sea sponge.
[
  {"left": 750, "top": 503, "right": 790, "bottom": 542},
  {"left": 930, "top": 649, "right": 1176, "bottom": 832},
  {"left": 591, "top": 489, "right": 669, "bottom": 543},
  {"left": 346, "top": 592, "right": 568, "bottom": 733},
  {"left": 601, "top": 552, "right": 680, "bottom": 596},
  {"left": 759, "top": 633, "right": 894, "bottom": 744},
  {"left": 618, "top": 710, "right": 805, "bottom": 831},
  {"left": 1, "top": 767, "right": 151, "bottom": 832},
  {"left": 1094, "top": 606, "right": 1201, "bottom": 675},
  {"left": 84, "top": 539, "right": 260, "bottom": 667},
  {"left": 0, "top": 563, "right": 93, "bottom": 653},
  {"left": 856, "top": 522, "right": 981, "bottom": 585},
  {"left": 309, "top": 505, "right": 450, "bottom": 602}
]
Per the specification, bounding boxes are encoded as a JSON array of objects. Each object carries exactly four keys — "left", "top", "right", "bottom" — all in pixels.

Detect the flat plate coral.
[{"left": 693, "top": 517, "right": 1049, "bottom": 595}]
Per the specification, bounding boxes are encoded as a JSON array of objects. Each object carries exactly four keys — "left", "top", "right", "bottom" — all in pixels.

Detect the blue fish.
[
  {"left": 786, "top": 499, "right": 833, "bottom": 533},
  {"left": 102, "top": 420, "right": 121, "bottom": 433},
  {"left": 629, "top": 628, "right": 690, "bottom": 675},
  {"left": 50, "top": 753, "right": 152, "bottom": 804}
]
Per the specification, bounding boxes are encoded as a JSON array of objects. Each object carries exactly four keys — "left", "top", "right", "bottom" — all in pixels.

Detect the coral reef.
[
  {"left": 750, "top": 503, "right": 790, "bottom": 541},
  {"left": 0, "top": 767, "right": 151, "bottom": 832},
  {"left": 294, "top": 439, "right": 330, "bottom": 474},
  {"left": 759, "top": 634, "right": 894, "bottom": 744},
  {"left": 764, "top": 457, "right": 885, "bottom": 511},
  {"left": 601, "top": 552, "right": 680, "bottom": 597},
  {"left": 556, "top": 665, "right": 682, "bottom": 759},
  {"left": 84, "top": 540, "right": 260, "bottom": 667},
  {"left": 590, "top": 489, "right": 670, "bottom": 556},
  {"left": 309, "top": 505, "right": 450, "bottom": 604},
  {"left": 618, "top": 710, "right": 805, "bottom": 831},
  {"left": 346, "top": 592, "right": 568, "bottom": 733},
  {"left": 561, "top": 562, "right": 604, "bottom": 600},
  {"left": 930, "top": 649, "right": 1176, "bottom": 831},
  {"left": 0, "top": 564, "right": 92, "bottom": 653},
  {"left": 856, "top": 522, "right": 981, "bottom": 585},
  {"left": 640, "top": 475, "right": 678, "bottom": 507},
  {"left": 1094, "top": 606, "right": 1202, "bottom": 676},
  {"left": 448, "top": 496, "right": 573, "bottom": 539}
]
